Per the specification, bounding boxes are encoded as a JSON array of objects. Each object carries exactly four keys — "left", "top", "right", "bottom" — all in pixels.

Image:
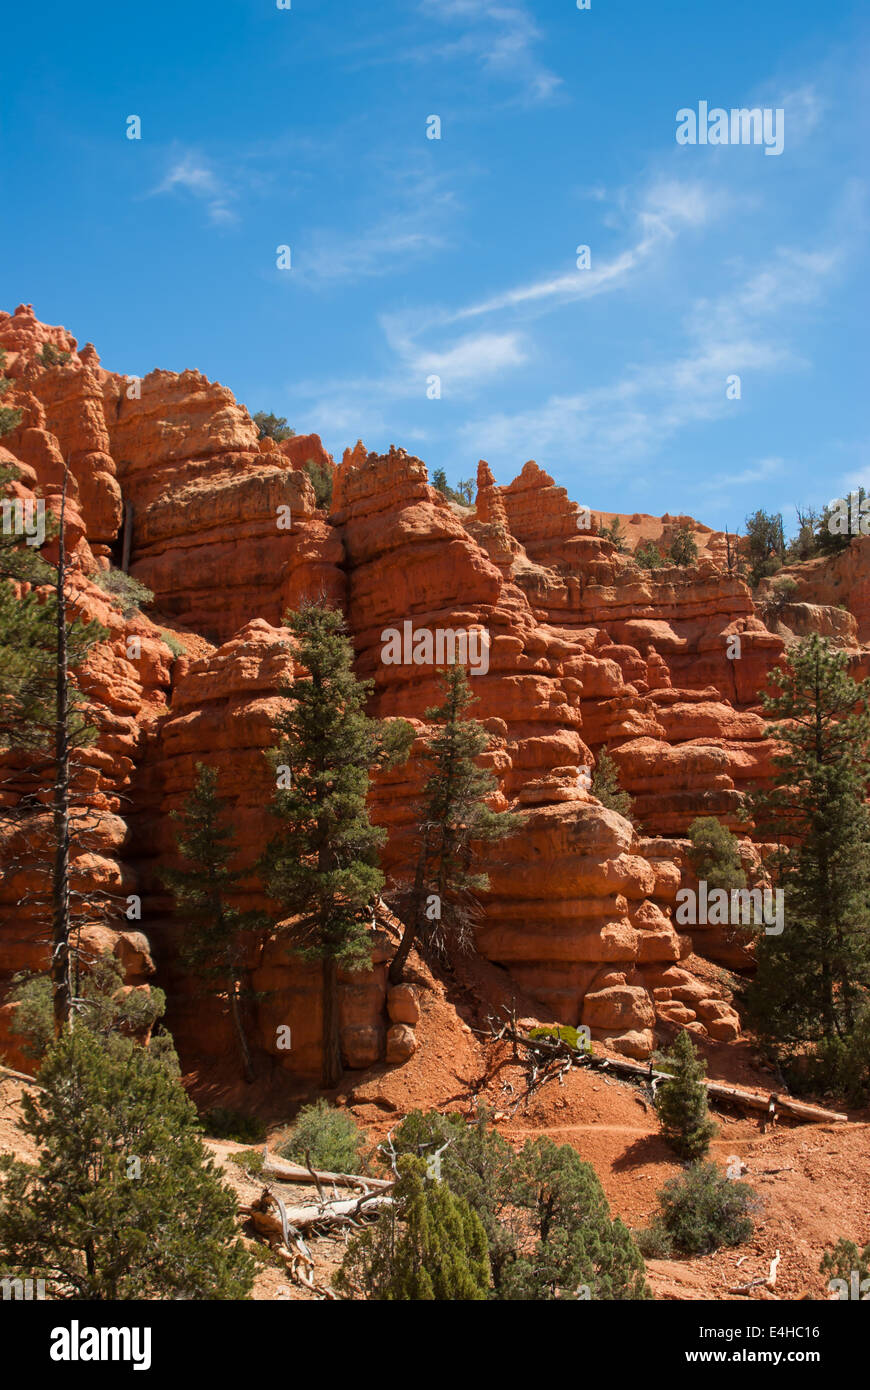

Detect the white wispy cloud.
[
  {"left": 456, "top": 234, "right": 844, "bottom": 477},
  {"left": 150, "top": 152, "right": 236, "bottom": 225},
  {"left": 447, "top": 178, "right": 720, "bottom": 323},
  {"left": 409, "top": 0, "right": 562, "bottom": 104},
  {"left": 291, "top": 168, "right": 457, "bottom": 286}
]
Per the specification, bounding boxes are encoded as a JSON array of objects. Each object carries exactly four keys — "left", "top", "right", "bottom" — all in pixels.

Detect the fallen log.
[
  {"left": 585, "top": 1053, "right": 848, "bottom": 1124},
  {"left": 0, "top": 1064, "right": 41, "bottom": 1088},
  {"left": 241, "top": 1185, "right": 394, "bottom": 1236},
  {"left": 261, "top": 1149, "right": 392, "bottom": 1191},
  {"left": 491, "top": 1021, "right": 848, "bottom": 1123}
]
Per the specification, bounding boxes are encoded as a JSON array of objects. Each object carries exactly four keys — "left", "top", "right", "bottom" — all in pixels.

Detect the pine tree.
[
  {"left": 653, "top": 1029, "right": 718, "bottom": 1160},
  {"left": 389, "top": 664, "right": 520, "bottom": 984},
  {"left": 165, "top": 764, "right": 267, "bottom": 1084},
  {"left": 0, "top": 350, "right": 22, "bottom": 436},
  {"left": 9, "top": 951, "right": 167, "bottom": 1063},
  {"left": 599, "top": 517, "right": 628, "bottom": 553},
  {"left": 744, "top": 507, "right": 785, "bottom": 586},
  {"left": 1, "top": 461, "right": 107, "bottom": 1030},
  {"left": 0, "top": 1027, "right": 255, "bottom": 1299},
  {"left": 262, "top": 601, "right": 412, "bottom": 1087},
  {"left": 590, "top": 749, "right": 635, "bottom": 824},
  {"left": 668, "top": 525, "right": 698, "bottom": 566},
  {"left": 687, "top": 817, "right": 746, "bottom": 893},
  {"left": 501, "top": 1137, "right": 650, "bottom": 1300},
  {"left": 333, "top": 1155, "right": 490, "bottom": 1300},
  {"left": 746, "top": 635, "right": 870, "bottom": 1052},
  {"left": 391, "top": 1109, "right": 651, "bottom": 1300}
]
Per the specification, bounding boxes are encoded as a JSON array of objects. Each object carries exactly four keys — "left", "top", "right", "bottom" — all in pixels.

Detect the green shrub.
[
  {"left": 763, "top": 575, "right": 798, "bottom": 619},
  {"left": 92, "top": 567, "right": 154, "bottom": 618},
  {"left": 634, "top": 1225, "right": 674, "bottom": 1259},
  {"left": 599, "top": 518, "right": 628, "bottom": 553},
  {"left": 303, "top": 457, "right": 333, "bottom": 509},
  {"left": 635, "top": 541, "right": 665, "bottom": 570},
  {"left": 687, "top": 817, "right": 747, "bottom": 895},
  {"left": 201, "top": 1108, "right": 267, "bottom": 1145},
  {"left": 391, "top": 1108, "right": 650, "bottom": 1299},
  {"left": 652, "top": 1161, "right": 756, "bottom": 1255},
  {"left": 228, "top": 1149, "right": 265, "bottom": 1176},
  {"left": 819, "top": 1237, "right": 870, "bottom": 1295},
  {"left": 279, "top": 1099, "right": 368, "bottom": 1173},
  {"left": 797, "top": 1008, "right": 870, "bottom": 1106},
  {"left": 527, "top": 1025, "right": 590, "bottom": 1053},
  {"left": 667, "top": 526, "right": 698, "bottom": 567},
  {"left": 334, "top": 1155, "right": 490, "bottom": 1300},
  {"left": 37, "top": 343, "right": 71, "bottom": 367},
  {"left": 253, "top": 411, "right": 295, "bottom": 441},
  {"left": 9, "top": 956, "right": 166, "bottom": 1063},
  {"left": 161, "top": 630, "right": 186, "bottom": 657},
  {"left": 591, "top": 750, "right": 636, "bottom": 825}
]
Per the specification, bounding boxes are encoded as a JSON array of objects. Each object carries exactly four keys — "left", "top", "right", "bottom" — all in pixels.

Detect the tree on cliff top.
[
  {"left": 165, "top": 763, "right": 267, "bottom": 1085},
  {"left": 252, "top": 410, "right": 295, "bottom": 441},
  {"left": 389, "top": 664, "right": 520, "bottom": 984},
  {"left": 262, "top": 601, "right": 412, "bottom": 1087}
]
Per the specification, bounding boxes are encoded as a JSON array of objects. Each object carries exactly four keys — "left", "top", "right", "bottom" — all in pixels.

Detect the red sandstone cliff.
[{"left": 2, "top": 304, "right": 868, "bottom": 1082}]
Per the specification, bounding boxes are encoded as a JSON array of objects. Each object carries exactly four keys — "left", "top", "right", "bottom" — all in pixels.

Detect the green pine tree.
[
  {"left": 1, "top": 462, "right": 108, "bottom": 1029},
  {"left": 668, "top": 525, "right": 698, "bottom": 567},
  {"left": 653, "top": 1029, "right": 718, "bottom": 1160},
  {"left": 391, "top": 1109, "right": 650, "bottom": 1300},
  {"left": 590, "top": 749, "right": 636, "bottom": 824},
  {"left": 165, "top": 763, "right": 267, "bottom": 1084},
  {"left": 599, "top": 517, "right": 628, "bottom": 553},
  {"left": 500, "top": 1137, "right": 650, "bottom": 1300},
  {"left": 634, "top": 540, "right": 665, "bottom": 570},
  {"left": 0, "top": 1027, "right": 255, "bottom": 1299},
  {"left": 333, "top": 1155, "right": 490, "bottom": 1300},
  {"left": 744, "top": 507, "right": 785, "bottom": 586},
  {"left": 252, "top": 410, "right": 295, "bottom": 441},
  {"left": 746, "top": 635, "right": 870, "bottom": 1054},
  {"left": 0, "top": 351, "right": 22, "bottom": 436},
  {"left": 687, "top": 817, "right": 747, "bottom": 893},
  {"left": 262, "top": 600, "right": 412, "bottom": 1087},
  {"left": 389, "top": 663, "right": 520, "bottom": 983},
  {"left": 9, "top": 952, "right": 167, "bottom": 1063}
]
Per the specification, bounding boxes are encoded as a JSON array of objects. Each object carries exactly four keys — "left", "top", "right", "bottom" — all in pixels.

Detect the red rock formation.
[{"left": 3, "top": 308, "right": 869, "bottom": 1079}]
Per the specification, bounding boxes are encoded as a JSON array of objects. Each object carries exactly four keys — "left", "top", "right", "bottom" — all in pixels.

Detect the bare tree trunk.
[
  {"left": 229, "top": 977, "right": 256, "bottom": 1084},
  {"left": 389, "top": 828, "right": 432, "bottom": 985},
  {"left": 321, "top": 954, "right": 341, "bottom": 1088},
  {"left": 51, "top": 464, "right": 71, "bottom": 1035}
]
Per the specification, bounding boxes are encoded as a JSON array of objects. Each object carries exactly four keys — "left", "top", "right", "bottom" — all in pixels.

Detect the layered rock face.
[{"left": 2, "top": 307, "right": 869, "bottom": 1076}]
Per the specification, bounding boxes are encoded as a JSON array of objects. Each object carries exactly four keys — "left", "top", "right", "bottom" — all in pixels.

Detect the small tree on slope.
[{"left": 653, "top": 1029, "right": 717, "bottom": 1160}]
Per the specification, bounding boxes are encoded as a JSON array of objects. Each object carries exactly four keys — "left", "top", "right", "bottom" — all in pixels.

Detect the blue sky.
[{"left": 1, "top": 0, "right": 867, "bottom": 532}]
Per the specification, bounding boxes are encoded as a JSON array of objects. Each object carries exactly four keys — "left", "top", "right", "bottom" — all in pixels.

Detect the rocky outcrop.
[{"left": 2, "top": 307, "right": 868, "bottom": 1079}]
